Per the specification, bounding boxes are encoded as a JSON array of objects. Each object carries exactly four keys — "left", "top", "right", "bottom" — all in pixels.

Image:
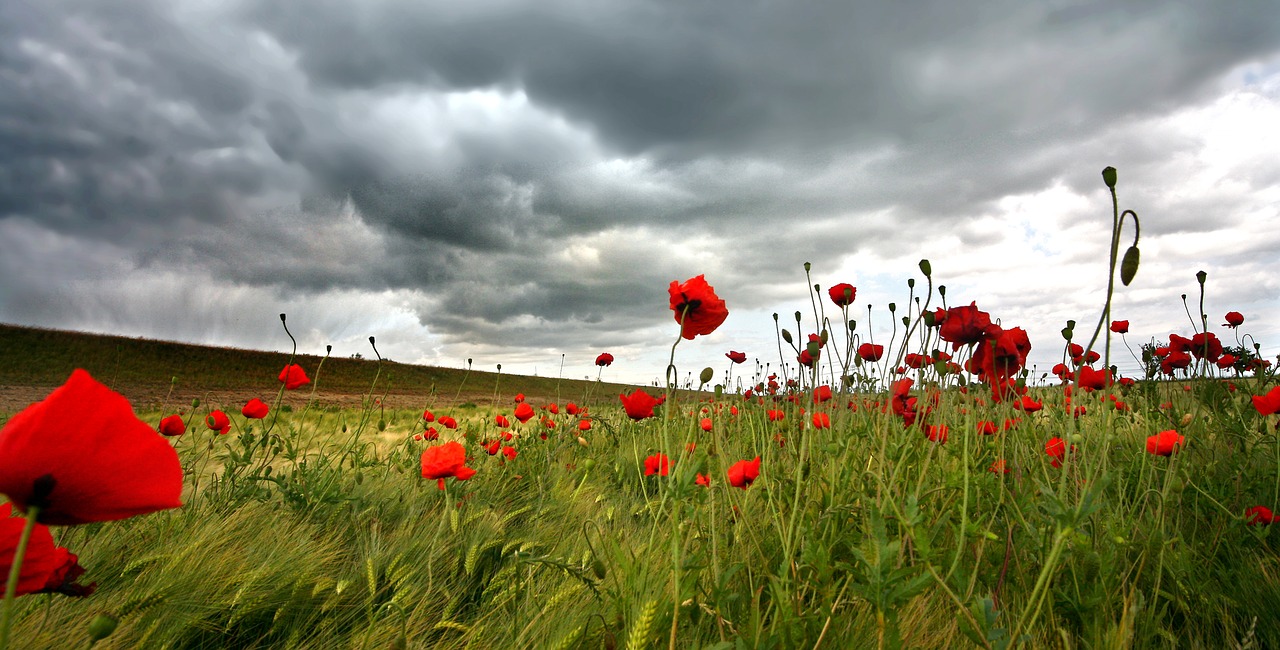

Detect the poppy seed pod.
[{"left": 1102, "top": 166, "right": 1117, "bottom": 188}]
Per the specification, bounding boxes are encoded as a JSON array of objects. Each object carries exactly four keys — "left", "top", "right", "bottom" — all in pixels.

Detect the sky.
[{"left": 2, "top": 0, "right": 1279, "bottom": 390}]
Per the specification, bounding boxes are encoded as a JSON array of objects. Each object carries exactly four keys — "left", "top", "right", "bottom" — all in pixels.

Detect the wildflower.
[
  {"left": 767, "top": 409, "right": 785, "bottom": 421},
  {"left": 278, "top": 364, "right": 310, "bottom": 390},
  {"left": 495, "top": 415, "right": 511, "bottom": 428},
  {"left": 1245, "top": 505, "right": 1273, "bottom": 525},
  {"left": 976, "top": 420, "right": 998, "bottom": 436},
  {"left": 669, "top": 275, "right": 729, "bottom": 340},
  {"left": 422, "top": 427, "right": 440, "bottom": 441},
  {"left": 158, "top": 415, "right": 186, "bottom": 437},
  {"left": 620, "top": 389, "right": 661, "bottom": 421},
  {"left": 926, "top": 425, "right": 948, "bottom": 443},
  {"left": 1013, "top": 396, "right": 1043, "bottom": 413},
  {"left": 566, "top": 403, "right": 580, "bottom": 415},
  {"left": 828, "top": 283, "right": 856, "bottom": 307},
  {"left": 989, "top": 459, "right": 1010, "bottom": 475},
  {"left": 578, "top": 419, "right": 592, "bottom": 431},
  {"left": 1076, "top": 366, "right": 1111, "bottom": 391},
  {"left": 939, "top": 302, "right": 993, "bottom": 348},
  {"left": 1146, "top": 429, "right": 1185, "bottom": 456},
  {"left": 438, "top": 416, "right": 458, "bottom": 429},
  {"left": 858, "top": 343, "right": 885, "bottom": 362},
  {"left": 242, "top": 398, "right": 270, "bottom": 419},
  {"left": 501, "top": 446, "right": 517, "bottom": 461},
  {"left": 727, "top": 457, "right": 761, "bottom": 489},
  {"left": 813, "top": 385, "right": 833, "bottom": 403},
  {"left": 812, "top": 412, "right": 831, "bottom": 429},
  {"left": 700, "top": 418, "right": 713, "bottom": 432},
  {"left": 1045, "top": 437, "right": 1070, "bottom": 468},
  {"left": 206, "top": 410, "right": 231, "bottom": 435},
  {"left": 1110, "top": 320, "right": 1129, "bottom": 334},
  {"left": 644, "top": 453, "right": 671, "bottom": 477},
  {"left": 726, "top": 350, "right": 747, "bottom": 364},
  {"left": 420, "top": 441, "right": 477, "bottom": 490},
  {"left": 1224, "top": 311, "right": 1245, "bottom": 328},
  {"left": 595, "top": 353, "right": 614, "bottom": 367},
  {"left": 0, "top": 504, "right": 94, "bottom": 597},
  {"left": 423, "top": 410, "right": 435, "bottom": 423},
  {"left": 695, "top": 473, "right": 711, "bottom": 487},
  {"left": 1253, "top": 386, "right": 1280, "bottom": 416},
  {"left": 514, "top": 403, "right": 536, "bottom": 423},
  {"left": 0, "top": 369, "right": 183, "bottom": 525},
  {"left": 514, "top": 393, "right": 526, "bottom": 403}
]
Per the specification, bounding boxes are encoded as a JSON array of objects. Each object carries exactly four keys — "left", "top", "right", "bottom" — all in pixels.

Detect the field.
[{"left": 2, "top": 174, "right": 1280, "bottom": 649}]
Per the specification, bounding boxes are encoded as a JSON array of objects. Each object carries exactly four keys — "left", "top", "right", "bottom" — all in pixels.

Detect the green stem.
[{"left": 1, "top": 505, "right": 41, "bottom": 650}]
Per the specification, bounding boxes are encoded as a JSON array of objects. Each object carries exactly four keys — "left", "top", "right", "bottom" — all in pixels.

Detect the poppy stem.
[{"left": 0, "top": 505, "right": 40, "bottom": 650}]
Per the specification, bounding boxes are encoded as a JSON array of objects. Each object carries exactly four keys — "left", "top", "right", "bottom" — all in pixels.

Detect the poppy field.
[{"left": 3, "top": 169, "right": 1280, "bottom": 649}]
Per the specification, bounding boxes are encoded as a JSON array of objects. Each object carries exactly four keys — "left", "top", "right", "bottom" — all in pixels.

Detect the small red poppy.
[
  {"left": 158, "top": 415, "right": 186, "bottom": 437},
  {"left": 644, "top": 453, "right": 671, "bottom": 476},
  {"left": 1, "top": 504, "right": 94, "bottom": 597},
  {"left": 420, "top": 441, "right": 477, "bottom": 490},
  {"left": 438, "top": 416, "right": 458, "bottom": 429},
  {"left": 278, "top": 364, "right": 310, "bottom": 390},
  {"left": 495, "top": 415, "right": 511, "bottom": 428},
  {"left": 1254, "top": 386, "right": 1280, "bottom": 416},
  {"left": 595, "top": 353, "right": 614, "bottom": 367},
  {"left": 206, "top": 410, "right": 231, "bottom": 435},
  {"left": 1110, "top": 320, "right": 1129, "bottom": 334},
  {"left": 514, "top": 403, "right": 536, "bottom": 423},
  {"left": 828, "top": 283, "right": 856, "bottom": 307},
  {"left": 726, "top": 350, "right": 747, "bottom": 364},
  {"left": 1224, "top": 311, "right": 1244, "bottom": 328},
  {"left": 812, "top": 412, "right": 831, "bottom": 429},
  {"left": 727, "top": 457, "right": 761, "bottom": 489},
  {"left": 242, "top": 398, "right": 270, "bottom": 419},
  {"left": 668, "top": 275, "right": 729, "bottom": 340},
  {"left": 695, "top": 473, "right": 711, "bottom": 487},
  {"left": 857, "top": 343, "right": 884, "bottom": 362},
  {"left": 1245, "top": 505, "right": 1273, "bottom": 525},
  {"left": 1146, "top": 429, "right": 1185, "bottom": 456},
  {"left": 423, "top": 410, "right": 436, "bottom": 423},
  {"left": 700, "top": 418, "right": 713, "bottom": 432},
  {"left": 620, "top": 389, "right": 661, "bottom": 421}
]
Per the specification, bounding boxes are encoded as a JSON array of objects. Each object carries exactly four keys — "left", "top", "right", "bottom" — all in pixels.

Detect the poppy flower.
[
  {"left": 278, "top": 364, "right": 310, "bottom": 390},
  {"left": 1110, "top": 320, "right": 1129, "bottom": 334},
  {"left": 700, "top": 418, "right": 713, "bottom": 432},
  {"left": 242, "top": 398, "right": 270, "bottom": 419},
  {"left": 1245, "top": 506, "right": 1273, "bottom": 525},
  {"left": 939, "top": 303, "right": 993, "bottom": 348},
  {"left": 1045, "top": 437, "right": 1071, "bottom": 468},
  {"left": 0, "top": 369, "right": 183, "bottom": 525},
  {"left": 1013, "top": 396, "right": 1043, "bottom": 413},
  {"left": 438, "top": 416, "right": 458, "bottom": 429},
  {"left": 976, "top": 421, "right": 998, "bottom": 436},
  {"left": 812, "top": 412, "right": 831, "bottom": 429},
  {"left": 926, "top": 425, "right": 948, "bottom": 443},
  {"left": 1190, "top": 332, "right": 1223, "bottom": 362},
  {"left": 566, "top": 403, "right": 580, "bottom": 415},
  {"left": 1076, "top": 366, "right": 1111, "bottom": 391},
  {"left": 828, "top": 283, "right": 856, "bottom": 307},
  {"left": 422, "top": 427, "right": 440, "bottom": 441},
  {"left": 501, "top": 446, "right": 517, "bottom": 461},
  {"left": 620, "top": 389, "right": 661, "bottom": 421},
  {"left": 726, "top": 351, "right": 747, "bottom": 364},
  {"left": 767, "top": 409, "right": 785, "bottom": 421},
  {"left": 668, "top": 275, "right": 730, "bottom": 340},
  {"left": 546, "top": 403, "right": 559, "bottom": 415},
  {"left": 495, "top": 415, "right": 511, "bottom": 428},
  {"left": 988, "top": 459, "right": 1010, "bottom": 475},
  {"left": 423, "top": 410, "right": 436, "bottom": 423},
  {"left": 727, "top": 457, "right": 761, "bottom": 489},
  {"left": 1224, "top": 312, "right": 1245, "bottom": 328},
  {"left": 812, "top": 385, "right": 833, "bottom": 403},
  {"left": 856, "top": 343, "right": 884, "bottom": 362},
  {"left": 1, "top": 504, "right": 94, "bottom": 597},
  {"left": 158, "top": 415, "right": 186, "bottom": 437},
  {"left": 514, "top": 403, "right": 536, "bottom": 423},
  {"left": 1146, "top": 429, "right": 1185, "bottom": 456},
  {"left": 695, "top": 473, "right": 711, "bottom": 487},
  {"left": 578, "top": 419, "right": 592, "bottom": 431},
  {"left": 1253, "top": 386, "right": 1280, "bottom": 416},
  {"left": 206, "top": 410, "right": 231, "bottom": 435},
  {"left": 644, "top": 453, "right": 671, "bottom": 477},
  {"left": 420, "top": 441, "right": 477, "bottom": 490},
  {"left": 484, "top": 440, "right": 501, "bottom": 456},
  {"left": 595, "top": 353, "right": 614, "bottom": 367},
  {"left": 514, "top": 393, "right": 526, "bottom": 403}
]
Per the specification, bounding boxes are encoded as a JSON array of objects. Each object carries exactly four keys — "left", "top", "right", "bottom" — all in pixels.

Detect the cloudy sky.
[{"left": 2, "top": 0, "right": 1278, "bottom": 389}]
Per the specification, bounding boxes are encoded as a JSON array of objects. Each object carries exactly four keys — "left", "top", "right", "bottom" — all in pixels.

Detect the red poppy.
[
  {"left": 206, "top": 410, "right": 231, "bottom": 435},
  {"left": 1224, "top": 311, "right": 1245, "bottom": 328},
  {"left": 501, "top": 446, "right": 517, "bottom": 461},
  {"left": 644, "top": 453, "right": 671, "bottom": 476},
  {"left": 0, "top": 369, "right": 183, "bottom": 525},
  {"left": 812, "top": 385, "right": 833, "bottom": 403},
  {"left": 812, "top": 412, "right": 831, "bottom": 429},
  {"left": 727, "top": 456, "right": 761, "bottom": 489},
  {"left": 726, "top": 351, "right": 747, "bottom": 364},
  {"left": 1, "top": 504, "right": 94, "bottom": 597},
  {"left": 514, "top": 403, "right": 536, "bottom": 423},
  {"left": 158, "top": 415, "right": 186, "bottom": 437},
  {"left": 420, "top": 441, "right": 477, "bottom": 490},
  {"left": 926, "top": 425, "right": 948, "bottom": 443},
  {"left": 422, "top": 427, "right": 440, "bottom": 441},
  {"left": 495, "top": 415, "right": 511, "bottom": 428},
  {"left": 976, "top": 421, "right": 998, "bottom": 436},
  {"left": 566, "top": 403, "right": 580, "bottom": 415},
  {"left": 620, "top": 389, "right": 661, "bottom": 421},
  {"left": 988, "top": 459, "right": 1010, "bottom": 475},
  {"left": 242, "top": 398, "right": 270, "bottom": 419},
  {"left": 1146, "top": 429, "right": 1185, "bottom": 456},
  {"left": 695, "top": 473, "right": 711, "bottom": 487},
  {"left": 857, "top": 343, "right": 884, "bottom": 362},
  {"left": 668, "top": 275, "right": 730, "bottom": 340},
  {"left": 595, "top": 353, "right": 614, "bottom": 367},
  {"left": 1110, "top": 320, "right": 1130, "bottom": 334},
  {"left": 1189, "top": 332, "right": 1223, "bottom": 362},
  {"left": 278, "top": 364, "right": 310, "bottom": 390},
  {"left": 1245, "top": 505, "right": 1274, "bottom": 525},
  {"left": 828, "top": 283, "right": 856, "bottom": 307},
  {"left": 1076, "top": 366, "right": 1111, "bottom": 391},
  {"left": 438, "top": 416, "right": 458, "bottom": 429},
  {"left": 1045, "top": 437, "right": 1070, "bottom": 468},
  {"left": 546, "top": 403, "right": 559, "bottom": 415},
  {"left": 1013, "top": 396, "right": 1043, "bottom": 412},
  {"left": 700, "top": 418, "right": 713, "bottom": 432},
  {"left": 423, "top": 410, "right": 435, "bottom": 423},
  {"left": 484, "top": 440, "right": 501, "bottom": 456},
  {"left": 1253, "top": 386, "right": 1280, "bottom": 416},
  {"left": 767, "top": 409, "right": 785, "bottom": 421},
  {"left": 514, "top": 393, "right": 526, "bottom": 403},
  {"left": 578, "top": 419, "right": 592, "bottom": 431},
  {"left": 939, "top": 303, "right": 993, "bottom": 348}
]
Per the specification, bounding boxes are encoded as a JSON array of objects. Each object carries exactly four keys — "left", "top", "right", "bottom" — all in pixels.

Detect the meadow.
[{"left": 2, "top": 168, "right": 1280, "bottom": 649}]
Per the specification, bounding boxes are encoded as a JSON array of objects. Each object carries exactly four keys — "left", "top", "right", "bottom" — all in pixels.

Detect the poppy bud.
[
  {"left": 700, "top": 367, "right": 715, "bottom": 385},
  {"left": 907, "top": 278, "right": 915, "bottom": 289},
  {"left": 88, "top": 614, "right": 119, "bottom": 642},
  {"left": 819, "top": 329, "right": 828, "bottom": 345},
  {"left": 578, "top": 436, "right": 589, "bottom": 447},
  {"left": 901, "top": 316, "right": 909, "bottom": 327},
  {"left": 804, "top": 262, "right": 811, "bottom": 272},
  {"left": 781, "top": 329, "right": 793, "bottom": 344},
  {"left": 326, "top": 344, "right": 332, "bottom": 354},
  {"left": 1061, "top": 327, "right": 1073, "bottom": 341},
  {"left": 1196, "top": 270, "right": 1206, "bottom": 286},
  {"left": 192, "top": 397, "right": 200, "bottom": 408},
  {"left": 919, "top": 259, "right": 932, "bottom": 277},
  {"left": 848, "top": 319, "right": 856, "bottom": 331},
  {"left": 1102, "top": 166, "right": 1117, "bottom": 188},
  {"left": 888, "top": 303, "right": 896, "bottom": 313},
  {"left": 922, "top": 311, "right": 936, "bottom": 327},
  {"left": 794, "top": 311, "right": 802, "bottom": 324},
  {"left": 938, "top": 285, "right": 946, "bottom": 297},
  {"left": 1120, "top": 246, "right": 1140, "bottom": 286}
]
